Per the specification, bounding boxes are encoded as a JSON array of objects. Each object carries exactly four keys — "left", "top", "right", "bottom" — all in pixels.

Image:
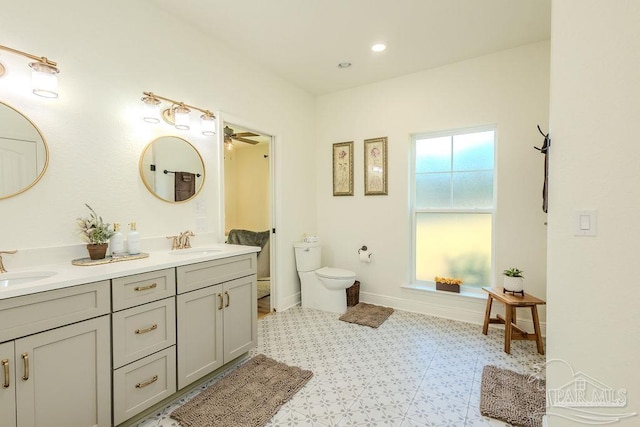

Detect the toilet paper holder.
[{"left": 358, "top": 245, "right": 372, "bottom": 260}]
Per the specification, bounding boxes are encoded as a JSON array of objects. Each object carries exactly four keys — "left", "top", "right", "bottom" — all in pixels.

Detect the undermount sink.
[
  {"left": 0, "top": 271, "right": 58, "bottom": 287},
  {"left": 168, "top": 247, "right": 223, "bottom": 256}
]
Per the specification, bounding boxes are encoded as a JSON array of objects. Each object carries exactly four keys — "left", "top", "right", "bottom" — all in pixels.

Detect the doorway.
[{"left": 223, "top": 122, "right": 273, "bottom": 318}]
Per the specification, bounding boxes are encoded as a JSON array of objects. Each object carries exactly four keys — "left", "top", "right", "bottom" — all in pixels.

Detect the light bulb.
[
  {"left": 201, "top": 112, "right": 216, "bottom": 136},
  {"left": 174, "top": 104, "right": 191, "bottom": 130},
  {"left": 30, "top": 61, "right": 59, "bottom": 98},
  {"left": 141, "top": 95, "right": 161, "bottom": 123}
]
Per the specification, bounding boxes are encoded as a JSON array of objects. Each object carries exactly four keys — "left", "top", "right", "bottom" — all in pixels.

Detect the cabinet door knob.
[
  {"left": 224, "top": 291, "right": 230, "bottom": 308},
  {"left": 21, "top": 353, "right": 29, "bottom": 381},
  {"left": 1, "top": 358, "right": 9, "bottom": 388}
]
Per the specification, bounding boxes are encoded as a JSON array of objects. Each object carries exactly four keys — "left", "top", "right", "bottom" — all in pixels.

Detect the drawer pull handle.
[
  {"left": 218, "top": 293, "right": 223, "bottom": 310},
  {"left": 2, "top": 359, "right": 9, "bottom": 388},
  {"left": 135, "top": 324, "right": 158, "bottom": 334},
  {"left": 225, "top": 291, "right": 230, "bottom": 308},
  {"left": 135, "top": 375, "right": 158, "bottom": 389},
  {"left": 134, "top": 283, "right": 157, "bottom": 292},
  {"left": 21, "top": 353, "right": 29, "bottom": 381}
]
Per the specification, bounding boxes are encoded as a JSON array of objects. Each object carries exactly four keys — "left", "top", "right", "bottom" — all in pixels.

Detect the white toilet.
[{"left": 294, "top": 241, "right": 356, "bottom": 314}]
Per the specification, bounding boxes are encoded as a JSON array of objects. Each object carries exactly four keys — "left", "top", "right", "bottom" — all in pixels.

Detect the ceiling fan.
[{"left": 224, "top": 126, "right": 260, "bottom": 145}]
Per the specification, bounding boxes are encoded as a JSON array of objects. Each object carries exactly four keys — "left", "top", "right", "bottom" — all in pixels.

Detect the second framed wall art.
[{"left": 364, "top": 137, "right": 388, "bottom": 195}]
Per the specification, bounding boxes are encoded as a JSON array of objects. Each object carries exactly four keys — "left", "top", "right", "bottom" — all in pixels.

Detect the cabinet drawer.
[
  {"left": 113, "top": 346, "right": 176, "bottom": 426},
  {"left": 0, "top": 281, "right": 110, "bottom": 342},
  {"left": 112, "top": 298, "right": 176, "bottom": 368},
  {"left": 112, "top": 268, "right": 176, "bottom": 311},
  {"left": 177, "top": 253, "right": 256, "bottom": 293}
]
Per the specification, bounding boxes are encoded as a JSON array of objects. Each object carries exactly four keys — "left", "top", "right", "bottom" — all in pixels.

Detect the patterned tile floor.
[{"left": 135, "top": 306, "right": 545, "bottom": 426}]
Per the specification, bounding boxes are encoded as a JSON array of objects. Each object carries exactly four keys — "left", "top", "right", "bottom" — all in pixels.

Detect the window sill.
[{"left": 401, "top": 283, "right": 487, "bottom": 300}]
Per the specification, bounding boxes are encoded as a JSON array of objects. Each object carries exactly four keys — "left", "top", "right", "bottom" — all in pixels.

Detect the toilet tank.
[{"left": 293, "top": 241, "right": 321, "bottom": 272}]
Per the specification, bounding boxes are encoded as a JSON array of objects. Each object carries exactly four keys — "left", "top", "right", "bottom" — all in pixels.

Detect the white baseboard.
[
  {"left": 273, "top": 289, "right": 546, "bottom": 337},
  {"left": 359, "top": 290, "right": 546, "bottom": 337},
  {"left": 275, "top": 291, "right": 301, "bottom": 313}
]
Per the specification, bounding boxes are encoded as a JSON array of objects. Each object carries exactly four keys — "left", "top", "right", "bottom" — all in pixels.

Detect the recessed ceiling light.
[
  {"left": 338, "top": 62, "right": 352, "bottom": 69},
  {"left": 371, "top": 43, "right": 386, "bottom": 53}
]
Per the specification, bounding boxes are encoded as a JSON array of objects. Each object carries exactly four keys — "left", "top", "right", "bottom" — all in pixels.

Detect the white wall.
[
  {"left": 547, "top": 1, "right": 640, "bottom": 424},
  {"left": 0, "top": 0, "right": 316, "bottom": 310},
  {"left": 316, "top": 42, "right": 550, "bottom": 324}
]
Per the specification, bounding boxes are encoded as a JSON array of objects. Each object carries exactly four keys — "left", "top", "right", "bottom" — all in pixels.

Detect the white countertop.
[{"left": 0, "top": 243, "right": 260, "bottom": 300}]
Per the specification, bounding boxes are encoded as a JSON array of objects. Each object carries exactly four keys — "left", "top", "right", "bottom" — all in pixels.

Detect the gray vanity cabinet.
[
  {"left": 111, "top": 268, "right": 177, "bottom": 426},
  {"left": 0, "top": 282, "right": 111, "bottom": 427},
  {"left": 176, "top": 254, "right": 257, "bottom": 390}
]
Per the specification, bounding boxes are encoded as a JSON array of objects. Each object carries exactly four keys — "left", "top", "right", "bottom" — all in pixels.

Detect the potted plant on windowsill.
[
  {"left": 77, "top": 204, "right": 115, "bottom": 260},
  {"left": 503, "top": 267, "right": 524, "bottom": 295},
  {"left": 435, "top": 276, "right": 463, "bottom": 293}
]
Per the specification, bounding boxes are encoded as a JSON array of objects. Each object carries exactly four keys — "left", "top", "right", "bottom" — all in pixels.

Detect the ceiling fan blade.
[
  {"left": 233, "top": 132, "right": 259, "bottom": 137},
  {"left": 235, "top": 137, "right": 260, "bottom": 145}
]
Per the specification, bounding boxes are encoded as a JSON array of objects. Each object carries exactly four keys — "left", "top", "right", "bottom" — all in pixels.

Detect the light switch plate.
[
  {"left": 574, "top": 210, "right": 597, "bottom": 236},
  {"left": 195, "top": 199, "right": 206, "bottom": 213},
  {"left": 195, "top": 217, "right": 208, "bottom": 232}
]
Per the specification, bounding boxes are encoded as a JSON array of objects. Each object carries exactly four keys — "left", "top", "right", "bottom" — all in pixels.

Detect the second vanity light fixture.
[
  {"left": 0, "top": 44, "right": 60, "bottom": 98},
  {"left": 141, "top": 91, "right": 216, "bottom": 136}
]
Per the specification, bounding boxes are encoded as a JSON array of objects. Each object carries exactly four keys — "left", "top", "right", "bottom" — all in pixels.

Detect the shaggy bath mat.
[
  {"left": 338, "top": 302, "right": 394, "bottom": 328},
  {"left": 480, "top": 365, "right": 546, "bottom": 427},
  {"left": 170, "top": 354, "right": 313, "bottom": 427}
]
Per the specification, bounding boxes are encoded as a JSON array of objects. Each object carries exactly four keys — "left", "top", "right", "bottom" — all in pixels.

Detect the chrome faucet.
[
  {"left": 178, "top": 230, "right": 195, "bottom": 249},
  {"left": 0, "top": 250, "right": 18, "bottom": 273}
]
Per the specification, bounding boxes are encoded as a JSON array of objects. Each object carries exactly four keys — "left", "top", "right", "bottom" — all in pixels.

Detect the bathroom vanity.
[{"left": 0, "top": 245, "right": 258, "bottom": 427}]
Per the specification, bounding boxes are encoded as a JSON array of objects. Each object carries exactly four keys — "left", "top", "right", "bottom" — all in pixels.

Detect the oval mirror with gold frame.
[
  {"left": 139, "top": 136, "right": 205, "bottom": 203},
  {"left": 0, "top": 101, "right": 49, "bottom": 200}
]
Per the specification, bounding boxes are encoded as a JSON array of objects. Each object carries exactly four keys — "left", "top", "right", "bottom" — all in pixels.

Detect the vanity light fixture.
[
  {"left": 141, "top": 91, "right": 216, "bottom": 136},
  {"left": 173, "top": 103, "right": 191, "bottom": 130},
  {"left": 141, "top": 93, "right": 161, "bottom": 123},
  {"left": 0, "top": 44, "right": 60, "bottom": 98},
  {"left": 201, "top": 111, "right": 216, "bottom": 136}
]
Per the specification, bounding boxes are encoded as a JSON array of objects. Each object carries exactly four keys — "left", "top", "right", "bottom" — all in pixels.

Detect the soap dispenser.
[
  {"left": 127, "top": 222, "right": 141, "bottom": 255},
  {"left": 110, "top": 223, "right": 125, "bottom": 257}
]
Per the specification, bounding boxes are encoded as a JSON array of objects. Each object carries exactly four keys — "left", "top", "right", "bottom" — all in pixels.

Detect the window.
[{"left": 411, "top": 128, "right": 495, "bottom": 288}]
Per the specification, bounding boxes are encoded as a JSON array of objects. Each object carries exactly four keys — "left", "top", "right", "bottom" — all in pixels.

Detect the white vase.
[{"left": 503, "top": 276, "right": 524, "bottom": 293}]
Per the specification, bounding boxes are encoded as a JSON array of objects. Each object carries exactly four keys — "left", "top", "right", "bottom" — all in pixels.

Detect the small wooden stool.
[{"left": 482, "top": 287, "right": 545, "bottom": 355}]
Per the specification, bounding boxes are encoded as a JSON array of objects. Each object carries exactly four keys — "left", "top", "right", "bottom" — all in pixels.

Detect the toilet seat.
[{"left": 316, "top": 267, "right": 355, "bottom": 280}]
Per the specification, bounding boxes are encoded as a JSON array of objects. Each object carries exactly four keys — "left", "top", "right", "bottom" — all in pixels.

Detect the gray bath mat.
[
  {"left": 171, "top": 354, "right": 312, "bottom": 426},
  {"left": 339, "top": 302, "right": 394, "bottom": 328},
  {"left": 480, "top": 365, "right": 546, "bottom": 427}
]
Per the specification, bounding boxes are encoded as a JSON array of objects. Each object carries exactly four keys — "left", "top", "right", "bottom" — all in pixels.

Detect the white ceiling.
[{"left": 149, "top": 0, "right": 551, "bottom": 95}]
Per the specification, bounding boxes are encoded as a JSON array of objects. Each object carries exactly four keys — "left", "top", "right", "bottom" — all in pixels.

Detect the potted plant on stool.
[{"left": 502, "top": 268, "right": 524, "bottom": 295}]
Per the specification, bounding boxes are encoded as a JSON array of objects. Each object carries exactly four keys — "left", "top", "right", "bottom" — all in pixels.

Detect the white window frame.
[{"left": 409, "top": 125, "right": 497, "bottom": 294}]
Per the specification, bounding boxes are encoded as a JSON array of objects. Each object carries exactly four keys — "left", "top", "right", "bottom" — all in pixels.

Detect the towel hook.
[{"left": 358, "top": 245, "right": 368, "bottom": 253}]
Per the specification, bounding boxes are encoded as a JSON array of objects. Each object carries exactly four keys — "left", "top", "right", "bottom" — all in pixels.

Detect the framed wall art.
[
  {"left": 332, "top": 141, "right": 354, "bottom": 196},
  {"left": 364, "top": 137, "right": 388, "bottom": 195}
]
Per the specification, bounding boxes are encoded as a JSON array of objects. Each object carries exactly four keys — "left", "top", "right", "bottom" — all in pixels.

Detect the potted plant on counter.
[
  {"left": 502, "top": 267, "right": 524, "bottom": 295},
  {"left": 77, "top": 204, "right": 115, "bottom": 260}
]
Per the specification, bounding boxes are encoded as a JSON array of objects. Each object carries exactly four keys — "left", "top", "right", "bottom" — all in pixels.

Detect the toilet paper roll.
[{"left": 359, "top": 250, "right": 372, "bottom": 263}]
